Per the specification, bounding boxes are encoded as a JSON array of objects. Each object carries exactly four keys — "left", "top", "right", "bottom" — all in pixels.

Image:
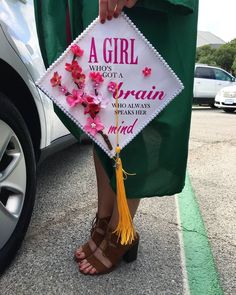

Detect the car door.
[
  {"left": 0, "top": 0, "right": 70, "bottom": 144},
  {"left": 213, "top": 68, "right": 235, "bottom": 93},
  {"left": 194, "top": 66, "right": 216, "bottom": 98}
]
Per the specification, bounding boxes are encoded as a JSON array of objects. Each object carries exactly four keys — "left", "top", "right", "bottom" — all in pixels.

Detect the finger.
[
  {"left": 107, "top": 0, "right": 118, "bottom": 20},
  {"left": 114, "top": 0, "right": 126, "bottom": 18},
  {"left": 99, "top": 0, "right": 108, "bottom": 23},
  {"left": 125, "top": 0, "right": 137, "bottom": 8}
]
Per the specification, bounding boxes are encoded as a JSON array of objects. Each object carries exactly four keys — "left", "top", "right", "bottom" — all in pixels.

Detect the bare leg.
[
  {"left": 94, "top": 146, "right": 140, "bottom": 230},
  {"left": 93, "top": 149, "right": 115, "bottom": 218},
  {"left": 75, "top": 148, "right": 115, "bottom": 259}
]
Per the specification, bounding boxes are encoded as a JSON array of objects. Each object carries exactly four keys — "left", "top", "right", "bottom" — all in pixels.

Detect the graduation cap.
[{"left": 36, "top": 13, "right": 183, "bottom": 245}]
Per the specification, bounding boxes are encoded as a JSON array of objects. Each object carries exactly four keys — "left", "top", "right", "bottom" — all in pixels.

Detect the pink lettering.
[
  {"left": 107, "top": 119, "right": 138, "bottom": 135},
  {"left": 120, "top": 38, "right": 129, "bottom": 64},
  {"left": 124, "top": 90, "right": 135, "bottom": 99},
  {"left": 103, "top": 38, "right": 112, "bottom": 63},
  {"left": 108, "top": 126, "right": 117, "bottom": 134},
  {"left": 113, "top": 82, "right": 124, "bottom": 99},
  {"left": 151, "top": 91, "right": 165, "bottom": 100},
  {"left": 113, "top": 38, "right": 118, "bottom": 64},
  {"left": 127, "top": 119, "right": 138, "bottom": 133},
  {"left": 112, "top": 82, "right": 166, "bottom": 101},
  {"left": 102, "top": 38, "right": 138, "bottom": 65},
  {"left": 130, "top": 39, "right": 138, "bottom": 64},
  {"left": 89, "top": 37, "right": 98, "bottom": 63},
  {"left": 135, "top": 90, "right": 147, "bottom": 100},
  {"left": 146, "top": 86, "right": 156, "bottom": 99}
]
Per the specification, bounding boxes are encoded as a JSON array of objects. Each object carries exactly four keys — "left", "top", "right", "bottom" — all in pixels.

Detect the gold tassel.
[
  {"left": 113, "top": 146, "right": 136, "bottom": 245},
  {"left": 113, "top": 83, "right": 136, "bottom": 245}
]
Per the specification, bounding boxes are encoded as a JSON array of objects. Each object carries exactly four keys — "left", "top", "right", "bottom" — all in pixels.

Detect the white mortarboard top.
[{"left": 36, "top": 13, "right": 184, "bottom": 158}]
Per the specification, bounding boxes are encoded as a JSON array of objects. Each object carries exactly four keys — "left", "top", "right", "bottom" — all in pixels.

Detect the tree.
[
  {"left": 196, "top": 45, "right": 216, "bottom": 63},
  {"left": 198, "top": 56, "right": 217, "bottom": 66},
  {"left": 213, "top": 39, "right": 236, "bottom": 72},
  {"left": 196, "top": 39, "right": 236, "bottom": 73},
  {"left": 232, "top": 57, "right": 236, "bottom": 76}
]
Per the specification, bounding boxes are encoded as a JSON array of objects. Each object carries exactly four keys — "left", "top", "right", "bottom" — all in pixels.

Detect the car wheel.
[
  {"left": 210, "top": 103, "right": 217, "bottom": 109},
  {"left": 0, "top": 93, "right": 36, "bottom": 274},
  {"left": 223, "top": 108, "right": 235, "bottom": 113}
]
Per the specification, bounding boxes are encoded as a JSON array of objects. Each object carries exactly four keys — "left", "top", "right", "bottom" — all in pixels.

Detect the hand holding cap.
[{"left": 99, "top": 0, "right": 138, "bottom": 23}]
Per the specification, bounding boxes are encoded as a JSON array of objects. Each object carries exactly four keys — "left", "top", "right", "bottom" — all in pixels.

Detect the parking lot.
[
  {"left": 0, "top": 107, "right": 235, "bottom": 295},
  {"left": 188, "top": 107, "right": 236, "bottom": 294}
]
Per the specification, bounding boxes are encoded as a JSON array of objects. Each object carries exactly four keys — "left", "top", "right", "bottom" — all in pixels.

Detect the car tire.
[
  {"left": 223, "top": 108, "right": 235, "bottom": 113},
  {"left": 210, "top": 104, "right": 217, "bottom": 109},
  {"left": 0, "top": 93, "right": 36, "bottom": 274}
]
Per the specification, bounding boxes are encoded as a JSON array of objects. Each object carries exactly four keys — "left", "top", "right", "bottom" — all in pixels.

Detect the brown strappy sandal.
[
  {"left": 74, "top": 214, "right": 111, "bottom": 262},
  {"left": 79, "top": 228, "right": 139, "bottom": 275}
]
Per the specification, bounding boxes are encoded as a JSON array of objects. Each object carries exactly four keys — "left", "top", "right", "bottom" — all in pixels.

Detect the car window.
[
  {"left": 213, "top": 69, "right": 232, "bottom": 81},
  {"left": 195, "top": 67, "right": 215, "bottom": 79}
]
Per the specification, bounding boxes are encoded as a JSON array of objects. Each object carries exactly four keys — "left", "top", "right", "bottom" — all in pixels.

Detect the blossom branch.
[
  {"left": 98, "top": 131, "right": 113, "bottom": 150},
  {"left": 50, "top": 46, "right": 113, "bottom": 152}
]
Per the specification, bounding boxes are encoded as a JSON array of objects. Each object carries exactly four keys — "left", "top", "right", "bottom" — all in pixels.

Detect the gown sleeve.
[{"left": 136, "top": 0, "right": 195, "bottom": 14}]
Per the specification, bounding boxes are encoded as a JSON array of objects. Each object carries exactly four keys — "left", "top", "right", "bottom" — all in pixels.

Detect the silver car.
[
  {"left": 215, "top": 85, "right": 236, "bottom": 113},
  {"left": 0, "top": 0, "right": 75, "bottom": 273}
]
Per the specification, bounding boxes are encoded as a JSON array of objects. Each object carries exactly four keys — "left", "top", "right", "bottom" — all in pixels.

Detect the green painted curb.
[{"left": 177, "top": 173, "right": 223, "bottom": 295}]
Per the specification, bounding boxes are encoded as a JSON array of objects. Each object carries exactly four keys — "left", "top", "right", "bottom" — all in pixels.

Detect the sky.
[{"left": 198, "top": 0, "right": 236, "bottom": 42}]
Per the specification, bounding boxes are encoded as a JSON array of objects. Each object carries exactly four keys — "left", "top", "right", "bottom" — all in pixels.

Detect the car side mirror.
[{"left": 232, "top": 77, "right": 236, "bottom": 82}]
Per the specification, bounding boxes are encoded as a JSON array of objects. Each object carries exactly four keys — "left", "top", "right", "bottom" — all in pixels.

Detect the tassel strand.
[{"left": 113, "top": 82, "right": 136, "bottom": 245}]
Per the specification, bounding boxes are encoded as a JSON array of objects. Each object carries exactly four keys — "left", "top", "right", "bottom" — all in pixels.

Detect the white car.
[
  {"left": 0, "top": 0, "right": 75, "bottom": 273},
  {"left": 193, "top": 64, "right": 236, "bottom": 107},
  {"left": 215, "top": 85, "right": 236, "bottom": 113}
]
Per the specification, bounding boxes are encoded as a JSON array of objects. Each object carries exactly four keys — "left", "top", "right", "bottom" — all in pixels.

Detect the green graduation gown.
[{"left": 34, "top": 0, "right": 198, "bottom": 198}]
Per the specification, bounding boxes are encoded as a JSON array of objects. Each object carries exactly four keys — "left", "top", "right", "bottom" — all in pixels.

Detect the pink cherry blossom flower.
[
  {"left": 84, "top": 103, "right": 101, "bottom": 119},
  {"left": 72, "top": 72, "right": 86, "bottom": 88},
  {"left": 107, "top": 81, "right": 116, "bottom": 93},
  {"left": 50, "top": 72, "right": 62, "bottom": 87},
  {"left": 84, "top": 116, "right": 104, "bottom": 136},
  {"left": 71, "top": 44, "right": 84, "bottom": 57},
  {"left": 77, "top": 81, "right": 85, "bottom": 89},
  {"left": 65, "top": 60, "right": 82, "bottom": 73},
  {"left": 66, "top": 89, "right": 83, "bottom": 107},
  {"left": 83, "top": 95, "right": 101, "bottom": 118},
  {"left": 89, "top": 72, "right": 104, "bottom": 84},
  {"left": 83, "top": 94, "right": 95, "bottom": 105},
  {"left": 84, "top": 94, "right": 109, "bottom": 110},
  {"left": 142, "top": 67, "right": 152, "bottom": 77},
  {"left": 59, "top": 85, "right": 68, "bottom": 94}
]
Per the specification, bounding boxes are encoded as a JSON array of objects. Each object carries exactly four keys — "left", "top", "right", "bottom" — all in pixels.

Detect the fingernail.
[
  {"left": 101, "top": 19, "right": 105, "bottom": 24},
  {"left": 114, "top": 13, "right": 119, "bottom": 18},
  {"left": 107, "top": 15, "right": 112, "bottom": 21}
]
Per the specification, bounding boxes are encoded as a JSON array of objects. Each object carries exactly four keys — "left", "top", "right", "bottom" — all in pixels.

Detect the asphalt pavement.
[
  {"left": 188, "top": 107, "right": 236, "bottom": 295},
  {"left": 0, "top": 107, "right": 235, "bottom": 295},
  {"left": 0, "top": 144, "right": 183, "bottom": 295}
]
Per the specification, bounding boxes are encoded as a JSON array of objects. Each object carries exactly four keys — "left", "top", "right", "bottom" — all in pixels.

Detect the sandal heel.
[{"left": 123, "top": 240, "right": 139, "bottom": 263}]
